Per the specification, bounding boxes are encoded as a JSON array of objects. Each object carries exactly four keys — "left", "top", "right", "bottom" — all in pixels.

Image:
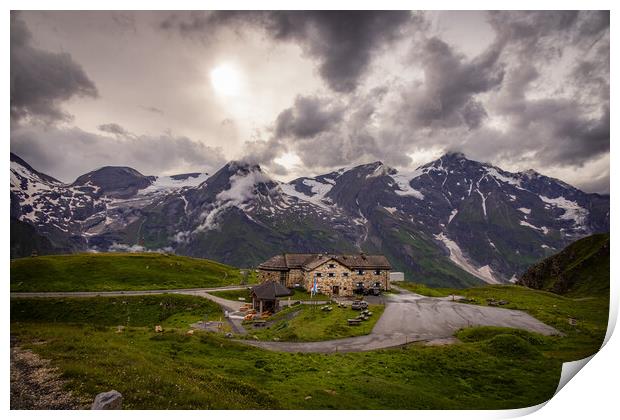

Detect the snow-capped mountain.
[{"left": 10, "top": 152, "right": 609, "bottom": 288}]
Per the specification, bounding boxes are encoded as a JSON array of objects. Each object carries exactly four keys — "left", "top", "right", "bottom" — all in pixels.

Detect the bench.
[
  {"left": 253, "top": 320, "right": 267, "bottom": 328},
  {"left": 347, "top": 319, "right": 362, "bottom": 326}
]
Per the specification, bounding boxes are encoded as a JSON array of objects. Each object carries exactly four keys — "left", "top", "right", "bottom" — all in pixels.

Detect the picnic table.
[{"left": 347, "top": 318, "right": 362, "bottom": 326}]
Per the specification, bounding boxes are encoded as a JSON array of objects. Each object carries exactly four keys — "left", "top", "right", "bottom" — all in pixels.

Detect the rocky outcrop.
[{"left": 91, "top": 390, "right": 123, "bottom": 410}]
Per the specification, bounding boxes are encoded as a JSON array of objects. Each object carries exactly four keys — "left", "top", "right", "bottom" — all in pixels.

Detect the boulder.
[{"left": 91, "top": 390, "right": 123, "bottom": 410}]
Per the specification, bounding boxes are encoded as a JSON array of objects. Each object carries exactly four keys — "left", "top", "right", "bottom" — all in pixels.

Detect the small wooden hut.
[{"left": 250, "top": 281, "right": 293, "bottom": 314}]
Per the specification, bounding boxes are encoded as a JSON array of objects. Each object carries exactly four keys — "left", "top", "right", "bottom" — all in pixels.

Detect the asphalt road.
[
  {"left": 9, "top": 285, "right": 247, "bottom": 299},
  {"left": 11, "top": 284, "right": 560, "bottom": 354},
  {"left": 240, "top": 288, "right": 560, "bottom": 353}
]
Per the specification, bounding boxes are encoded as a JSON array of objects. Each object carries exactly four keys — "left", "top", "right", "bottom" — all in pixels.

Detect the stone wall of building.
[
  {"left": 305, "top": 259, "right": 355, "bottom": 297},
  {"left": 287, "top": 269, "right": 305, "bottom": 288},
  {"left": 258, "top": 269, "right": 282, "bottom": 284},
  {"left": 353, "top": 270, "right": 390, "bottom": 291},
  {"left": 258, "top": 260, "right": 390, "bottom": 297},
  {"left": 305, "top": 262, "right": 390, "bottom": 297}
]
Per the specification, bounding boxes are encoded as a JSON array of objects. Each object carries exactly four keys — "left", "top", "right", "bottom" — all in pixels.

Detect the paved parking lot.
[{"left": 241, "top": 288, "right": 560, "bottom": 353}]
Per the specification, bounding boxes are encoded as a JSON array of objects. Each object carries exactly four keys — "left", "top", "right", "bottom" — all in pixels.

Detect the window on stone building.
[
  {"left": 316, "top": 272, "right": 322, "bottom": 277},
  {"left": 357, "top": 269, "right": 364, "bottom": 275},
  {"left": 342, "top": 272, "right": 349, "bottom": 277},
  {"left": 374, "top": 270, "right": 381, "bottom": 275},
  {"left": 328, "top": 263, "right": 335, "bottom": 268},
  {"left": 328, "top": 272, "right": 335, "bottom": 277}
]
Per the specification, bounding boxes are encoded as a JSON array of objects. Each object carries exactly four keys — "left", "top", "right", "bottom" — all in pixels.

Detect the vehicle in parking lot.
[
  {"left": 354, "top": 282, "right": 383, "bottom": 296},
  {"left": 351, "top": 300, "right": 369, "bottom": 310}
]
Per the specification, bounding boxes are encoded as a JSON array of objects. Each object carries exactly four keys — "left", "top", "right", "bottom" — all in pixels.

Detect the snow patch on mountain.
[
  {"left": 279, "top": 179, "right": 334, "bottom": 210},
  {"left": 384, "top": 206, "right": 398, "bottom": 215},
  {"left": 476, "top": 189, "right": 488, "bottom": 218},
  {"left": 485, "top": 167, "right": 526, "bottom": 191},
  {"left": 434, "top": 233, "right": 501, "bottom": 284},
  {"left": 539, "top": 195, "right": 589, "bottom": 228},
  {"left": 140, "top": 173, "right": 208, "bottom": 194},
  {"left": 366, "top": 163, "right": 391, "bottom": 179},
  {"left": 448, "top": 209, "right": 458, "bottom": 224},
  {"left": 519, "top": 220, "right": 549, "bottom": 234},
  {"left": 390, "top": 170, "right": 425, "bottom": 199},
  {"left": 518, "top": 207, "right": 531, "bottom": 215}
]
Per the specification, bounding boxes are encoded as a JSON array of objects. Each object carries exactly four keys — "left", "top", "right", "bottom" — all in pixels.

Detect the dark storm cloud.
[
  {"left": 536, "top": 103, "right": 609, "bottom": 165},
  {"left": 9, "top": 11, "right": 610, "bottom": 194},
  {"left": 400, "top": 37, "right": 504, "bottom": 129},
  {"left": 485, "top": 10, "right": 610, "bottom": 168},
  {"left": 10, "top": 13, "right": 98, "bottom": 123},
  {"left": 274, "top": 95, "right": 345, "bottom": 139},
  {"left": 161, "top": 11, "right": 417, "bottom": 92},
  {"left": 257, "top": 10, "right": 608, "bottom": 187},
  {"left": 11, "top": 124, "right": 227, "bottom": 182},
  {"left": 487, "top": 10, "right": 609, "bottom": 61},
  {"left": 257, "top": 86, "right": 412, "bottom": 170},
  {"left": 98, "top": 123, "right": 131, "bottom": 137}
]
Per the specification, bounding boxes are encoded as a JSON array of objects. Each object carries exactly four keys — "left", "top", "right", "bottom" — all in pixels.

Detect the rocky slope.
[{"left": 10, "top": 152, "right": 609, "bottom": 288}]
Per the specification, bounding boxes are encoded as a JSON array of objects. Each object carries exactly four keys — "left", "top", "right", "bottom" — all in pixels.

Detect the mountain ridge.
[{"left": 10, "top": 152, "right": 609, "bottom": 288}]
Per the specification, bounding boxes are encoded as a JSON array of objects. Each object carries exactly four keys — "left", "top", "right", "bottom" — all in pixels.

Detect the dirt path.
[{"left": 11, "top": 339, "right": 88, "bottom": 409}]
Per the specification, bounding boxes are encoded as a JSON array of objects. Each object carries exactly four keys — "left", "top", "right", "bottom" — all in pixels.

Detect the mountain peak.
[
  {"left": 441, "top": 151, "right": 467, "bottom": 161},
  {"left": 225, "top": 160, "right": 263, "bottom": 175},
  {"left": 10, "top": 153, "right": 61, "bottom": 184},
  {"left": 72, "top": 165, "right": 154, "bottom": 198},
  {"left": 521, "top": 169, "right": 540, "bottom": 179}
]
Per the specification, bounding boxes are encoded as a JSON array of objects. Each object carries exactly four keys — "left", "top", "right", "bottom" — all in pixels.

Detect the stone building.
[{"left": 257, "top": 253, "right": 392, "bottom": 297}]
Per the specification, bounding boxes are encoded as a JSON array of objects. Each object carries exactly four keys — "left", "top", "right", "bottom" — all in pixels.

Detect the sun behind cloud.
[{"left": 210, "top": 63, "right": 243, "bottom": 96}]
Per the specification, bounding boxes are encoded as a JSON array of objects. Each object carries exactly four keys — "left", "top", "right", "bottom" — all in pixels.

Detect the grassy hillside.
[
  {"left": 11, "top": 294, "right": 223, "bottom": 328},
  {"left": 517, "top": 233, "right": 609, "bottom": 297},
  {"left": 11, "top": 292, "right": 560, "bottom": 409},
  {"left": 11, "top": 281, "right": 610, "bottom": 409},
  {"left": 10, "top": 252, "right": 250, "bottom": 292}
]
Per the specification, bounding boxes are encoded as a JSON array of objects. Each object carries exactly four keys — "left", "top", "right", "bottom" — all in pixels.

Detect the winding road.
[
  {"left": 10, "top": 285, "right": 247, "bottom": 300},
  {"left": 11, "top": 284, "right": 560, "bottom": 354}
]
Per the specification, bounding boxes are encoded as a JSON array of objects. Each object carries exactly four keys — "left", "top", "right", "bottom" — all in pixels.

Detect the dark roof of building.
[
  {"left": 251, "top": 280, "right": 293, "bottom": 300},
  {"left": 258, "top": 253, "right": 391, "bottom": 271}
]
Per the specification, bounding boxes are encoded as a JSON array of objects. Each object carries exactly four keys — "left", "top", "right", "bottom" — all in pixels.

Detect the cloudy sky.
[{"left": 10, "top": 10, "right": 610, "bottom": 193}]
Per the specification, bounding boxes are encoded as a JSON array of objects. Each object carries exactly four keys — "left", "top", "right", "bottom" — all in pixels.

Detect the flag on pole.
[{"left": 311, "top": 276, "right": 318, "bottom": 296}]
